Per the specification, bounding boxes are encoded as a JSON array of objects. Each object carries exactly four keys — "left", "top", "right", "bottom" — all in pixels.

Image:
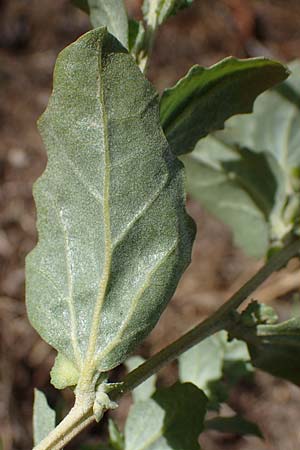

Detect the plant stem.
[
  {"left": 33, "top": 395, "right": 95, "bottom": 450},
  {"left": 111, "top": 238, "right": 300, "bottom": 398},
  {"left": 34, "top": 238, "right": 300, "bottom": 449},
  {"left": 138, "top": 0, "right": 160, "bottom": 72}
]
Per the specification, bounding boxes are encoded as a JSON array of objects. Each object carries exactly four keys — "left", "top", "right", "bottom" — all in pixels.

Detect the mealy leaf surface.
[{"left": 26, "top": 28, "right": 194, "bottom": 388}]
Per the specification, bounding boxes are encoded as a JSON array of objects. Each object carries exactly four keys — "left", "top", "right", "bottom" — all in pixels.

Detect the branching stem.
[
  {"left": 34, "top": 238, "right": 300, "bottom": 450},
  {"left": 111, "top": 238, "right": 300, "bottom": 398},
  {"left": 33, "top": 396, "right": 95, "bottom": 450}
]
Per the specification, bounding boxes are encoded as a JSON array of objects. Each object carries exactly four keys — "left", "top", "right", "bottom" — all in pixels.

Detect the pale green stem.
[
  {"left": 34, "top": 238, "right": 300, "bottom": 450},
  {"left": 138, "top": 0, "right": 160, "bottom": 72},
  {"left": 33, "top": 393, "right": 95, "bottom": 450}
]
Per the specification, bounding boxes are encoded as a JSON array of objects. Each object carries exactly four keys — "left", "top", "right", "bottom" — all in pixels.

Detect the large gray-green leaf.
[
  {"left": 232, "top": 302, "right": 300, "bottom": 385},
  {"left": 179, "top": 331, "right": 250, "bottom": 397},
  {"left": 124, "top": 383, "right": 207, "bottom": 450},
  {"left": 33, "top": 390, "right": 56, "bottom": 446},
  {"left": 143, "top": 0, "right": 193, "bottom": 26},
  {"left": 26, "top": 28, "right": 194, "bottom": 389},
  {"left": 73, "top": 0, "right": 128, "bottom": 48},
  {"left": 183, "top": 140, "right": 288, "bottom": 258},
  {"left": 160, "top": 57, "right": 289, "bottom": 156},
  {"left": 184, "top": 61, "right": 300, "bottom": 258}
]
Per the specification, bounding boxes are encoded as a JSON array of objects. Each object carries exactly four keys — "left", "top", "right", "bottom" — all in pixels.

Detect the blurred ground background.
[{"left": 1, "top": 0, "right": 300, "bottom": 449}]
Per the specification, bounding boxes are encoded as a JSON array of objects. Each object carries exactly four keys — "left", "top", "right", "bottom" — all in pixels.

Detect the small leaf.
[
  {"left": 160, "top": 57, "right": 289, "bottom": 155},
  {"left": 109, "top": 419, "right": 124, "bottom": 450},
  {"left": 182, "top": 142, "right": 287, "bottom": 258},
  {"left": 179, "top": 331, "right": 251, "bottom": 402},
  {"left": 73, "top": 0, "right": 129, "bottom": 48},
  {"left": 33, "top": 389, "right": 56, "bottom": 446},
  {"left": 179, "top": 332, "right": 224, "bottom": 394},
  {"left": 26, "top": 28, "right": 194, "bottom": 391},
  {"left": 124, "top": 383, "right": 207, "bottom": 450},
  {"left": 232, "top": 303, "right": 300, "bottom": 385},
  {"left": 239, "top": 301, "right": 279, "bottom": 327},
  {"left": 50, "top": 352, "right": 79, "bottom": 389},
  {"left": 223, "top": 60, "right": 300, "bottom": 181},
  {"left": 185, "top": 60, "right": 300, "bottom": 257},
  {"left": 143, "top": 0, "right": 193, "bottom": 27},
  {"left": 205, "top": 415, "right": 263, "bottom": 438},
  {"left": 125, "top": 356, "right": 157, "bottom": 401}
]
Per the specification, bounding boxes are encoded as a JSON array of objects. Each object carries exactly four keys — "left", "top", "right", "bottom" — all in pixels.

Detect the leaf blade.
[
  {"left": 73, "top": 0, "right": 129, "bottom": 48},
  {"left": 160, "top": 57, "right": 289, "bottom": 155},
  {"left": 33, "top": 390, "right": 56, "bottom": 446},
  {"left": 26, "top": 28, "right": 194, "bottom": 389},
  {"left": 234, "top": 304, "right": 300, "bottom": 385},
  {"left": 109, "top": 419, "right": 124, "bottom": 450},
  {"left": 179, "top": 331, "right": 250, "bottom": 398},
  {"left": 184, "top": 60, "right": 300, "bottom": 257},
  {"left": 124, "top": 383, "right": 207, "bottom": 450},
  {"left": 221, "top": 61, "right": 300, "bottom": 179},
  {"left": 182, "top": 148, "right": 270, "bottom": 258}
]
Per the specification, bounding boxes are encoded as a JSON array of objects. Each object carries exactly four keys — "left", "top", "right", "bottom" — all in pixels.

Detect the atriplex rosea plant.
[{"left": 26, "top": 1, "right": 300, "bottom": 449}]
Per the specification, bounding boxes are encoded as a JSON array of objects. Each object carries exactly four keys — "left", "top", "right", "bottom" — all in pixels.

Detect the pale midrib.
[
  {"left": 44, "top": 191, "right": 82, "bottom": 368},
  {"left": 80, "top": 45, "right": 112, "bottom": 386},
  {"left": 96, "top": 240, "right": 178, "bottom": 365}
]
